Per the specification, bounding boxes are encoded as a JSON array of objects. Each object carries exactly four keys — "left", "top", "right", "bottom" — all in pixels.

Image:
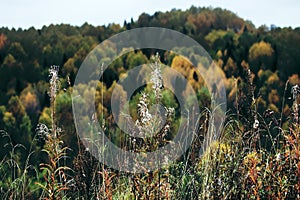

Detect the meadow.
[{"left": 0, "top": 6, "right": 300, "bottom": 199}]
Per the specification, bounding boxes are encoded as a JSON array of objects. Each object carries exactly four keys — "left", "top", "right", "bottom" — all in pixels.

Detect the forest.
[{"left": 0, "top": 6, "right": 300, "bottom": 199}]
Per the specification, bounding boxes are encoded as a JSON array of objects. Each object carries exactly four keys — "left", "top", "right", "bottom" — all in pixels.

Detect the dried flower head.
[
  {"left": 36, "top": 123, "right": 50, "bottom": 141},
  {"left": 291, "top": 84, "right": 300, "bottom": 123},
  {"left": 150, "top": 53, "right": 163, "bottom": 99},
  {"left": 49, "top": 65, "right": 60, "bottom": 100},
  {"left": 253, "top": 119, "right": 259, "bottom": 129},
  {"left": 135, "top": 92, "right": 153, "bottom": 137},
  {"left": 291, "top": 85, "right": 300, "bottom": 100},
  {"left": 137, "top": 92, "right": 152, "bottom": 125}
]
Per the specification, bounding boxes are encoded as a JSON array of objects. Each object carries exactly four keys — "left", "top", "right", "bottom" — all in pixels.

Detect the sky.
[{"left": 1, "top": 0, "right": 299, "bottom": 29}]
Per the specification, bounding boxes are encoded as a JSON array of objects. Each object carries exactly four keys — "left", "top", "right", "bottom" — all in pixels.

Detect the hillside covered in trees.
[{"left": 0, "top": 6, "right": 299, "bottom": 199}]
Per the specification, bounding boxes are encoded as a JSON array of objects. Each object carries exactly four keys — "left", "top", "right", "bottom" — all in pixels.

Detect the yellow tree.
[{"left": 249, "top": 41, "right": 274, "bottom": 73}]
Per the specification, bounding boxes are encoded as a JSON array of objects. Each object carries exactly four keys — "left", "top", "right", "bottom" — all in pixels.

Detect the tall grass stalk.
[{"left": 36, "top": 66, "right": 70, "bottom": 200}]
